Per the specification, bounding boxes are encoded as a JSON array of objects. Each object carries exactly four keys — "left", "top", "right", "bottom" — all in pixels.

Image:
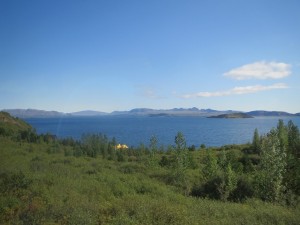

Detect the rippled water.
[{"left": 24, "top": 116, "right": 300, "bottom": 147}]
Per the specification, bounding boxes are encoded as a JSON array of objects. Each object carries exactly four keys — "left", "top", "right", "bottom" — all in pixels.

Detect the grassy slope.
[
  {"left": 0, "top": 111, "right": 31, "bottom": 135},
  {"left": 0, "top": 137, "right": 299, "bottom": 225}
]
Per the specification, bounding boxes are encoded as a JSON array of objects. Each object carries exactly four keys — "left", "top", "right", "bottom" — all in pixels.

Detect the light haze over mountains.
[{"left": 2, "top": 108, "right": 299, "bottom": 118}]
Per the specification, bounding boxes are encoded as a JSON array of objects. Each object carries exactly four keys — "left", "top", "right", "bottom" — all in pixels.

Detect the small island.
[
  {"left": 149, "top": 113, "right": 170, "bottom": 117},
  {"left": 208, "top": 112, "right": 254, "bottom": 119}
]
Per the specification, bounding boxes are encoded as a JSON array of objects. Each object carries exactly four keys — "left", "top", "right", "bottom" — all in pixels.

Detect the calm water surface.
[{"left": 24, "top": 116, "right": 300, "bottom": 147}]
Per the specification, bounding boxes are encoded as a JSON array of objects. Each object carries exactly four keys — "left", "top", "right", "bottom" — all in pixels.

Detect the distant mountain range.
[
  {"left": 2, "top": 108, "right": 300, "bottom": 118},
  {"left": 68, "top": 110, "right": 108, "bottom": 116},
  {"left": 2, "top": 109, "right": 65, "bottom": 118},
  {"left": 110, "top": 107, "right": 234, "bottom": 116},
  {"left": 1, "top": 109, "right": 108, "bottom": 118}
]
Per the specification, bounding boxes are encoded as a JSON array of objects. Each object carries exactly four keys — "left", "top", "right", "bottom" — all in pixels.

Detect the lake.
[{"left": 24, "top": 116, "right": 300, "bottom": 148}]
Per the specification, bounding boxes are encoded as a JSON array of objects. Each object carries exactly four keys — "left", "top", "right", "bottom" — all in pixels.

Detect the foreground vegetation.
[{"left": 0, "top": 111, "right": 300, "bottom": 224}]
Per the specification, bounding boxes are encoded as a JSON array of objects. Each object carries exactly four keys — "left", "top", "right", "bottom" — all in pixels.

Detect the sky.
[{"left": 0, "top": 0, "right": 300, "bottom": 113}]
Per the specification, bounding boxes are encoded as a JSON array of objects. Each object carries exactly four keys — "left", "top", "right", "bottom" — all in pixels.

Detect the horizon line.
[{"left": 2, "top": 107, "right": 299, "bottom": 115}]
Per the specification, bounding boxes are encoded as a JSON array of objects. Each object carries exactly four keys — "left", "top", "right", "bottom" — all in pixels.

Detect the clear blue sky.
[{"left": 1, "top": 0, "right": 299, "bottom": 113}]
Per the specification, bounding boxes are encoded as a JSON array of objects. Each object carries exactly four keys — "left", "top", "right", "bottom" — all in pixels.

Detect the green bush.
[
  {"left": 0, "top": 171, "right": 32, "bottom": 194},
  {"left": 229, "top": 177, "right": 254, "bottom": 202}
]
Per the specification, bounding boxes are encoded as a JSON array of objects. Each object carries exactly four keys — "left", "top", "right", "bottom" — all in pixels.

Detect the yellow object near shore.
[{"left": 116, "top": 144, "right": 129, "bottom": 149}]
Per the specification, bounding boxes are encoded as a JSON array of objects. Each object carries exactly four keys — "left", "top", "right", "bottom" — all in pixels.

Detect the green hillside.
[
  {"left": 0, "top": 114, "right": 299, "bottom": 224},
  {"left": 0, "top": 111, "right": 32, "bottom": 136}
]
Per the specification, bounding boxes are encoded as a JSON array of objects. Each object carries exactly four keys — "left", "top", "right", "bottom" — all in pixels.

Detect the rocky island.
[{"left": 207, "top": 112, "right": 254, "bottom": 119}]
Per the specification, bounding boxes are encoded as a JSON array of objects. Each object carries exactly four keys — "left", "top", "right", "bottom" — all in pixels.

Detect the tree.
[
  {"left": 196, "top": 150, "right": 237, "bottom": 201},
  {"left": 202, "top": 150, "right": 218, "bottom": 181},
  {"left": 255, "top": 129, "right": 286, "bottom": 202},
  {"left": 172, "top": 132, "right": 190, "bottom": 194},
  {"left": 100, "top": 134, "right": 109, "bottom": 159},
  {"left": 188, "top": 145, "right": 196, "bottom": 151},
  {"left": 148, "top": 135, "right": 158, "bottom": 168},
  {"left": 107, "top": 137, "right": 117, "bottom": 161},
  {"left": 200, "top": 144, "right": 206, "bottom": 150},
  {"left": 285, "top": 120, "right": 300, "bottom": 195},
  {"left": 287, "top": 120, "right": 300, "bottom": 158},
  {"left": 277, "top": 119, "right": 288, "bottom": 149},
  {"left": 218, "top": 163, "right": 237, "bottom": 201},
  {"left": 175, "top": 132, "right": 186, "bottom": 153},
  {"left": 174, "top": 132, "right": 189, "bottom": 171},
  {"left": 218, "top": 149, "right": 227, "bottom": 170},
  {"left": 216, "top": 150, "right": 237, "bottom": 201},
  {"left": 252, "top": 128, "right": 260, "bottom": 154}
]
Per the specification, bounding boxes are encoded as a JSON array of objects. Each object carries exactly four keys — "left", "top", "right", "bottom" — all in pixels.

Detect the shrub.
[
  {"left": 159, "top": 155, "right": 174, "bottom": 167},
  {"left": 0, "top": 171, "right": 32, "bottom": 194},
  {"left": 191, "top": 177, "right": 223, "bottom": 200},
  {"left": 229, "top": 177, "right": 254, "bottom": 202}
]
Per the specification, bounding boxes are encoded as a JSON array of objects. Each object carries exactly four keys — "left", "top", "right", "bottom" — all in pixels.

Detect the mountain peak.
[{"left": 2, "top": 108, "right": 298, "bottom": 118}]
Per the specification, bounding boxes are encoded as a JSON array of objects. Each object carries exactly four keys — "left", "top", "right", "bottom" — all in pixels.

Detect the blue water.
[{"left": 24, "top": 116, "right": 300, "bottom": 147}]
